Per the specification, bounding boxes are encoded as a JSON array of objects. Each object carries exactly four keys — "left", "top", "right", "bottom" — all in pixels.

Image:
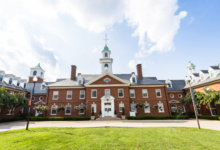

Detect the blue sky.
[{"left": 0, "top": 0, "right": 220, "bottom": 81}]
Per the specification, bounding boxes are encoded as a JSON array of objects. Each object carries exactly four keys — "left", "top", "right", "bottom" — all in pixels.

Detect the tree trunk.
[{"left": 187, "top": 103, "right": 191, "bottom": 116}]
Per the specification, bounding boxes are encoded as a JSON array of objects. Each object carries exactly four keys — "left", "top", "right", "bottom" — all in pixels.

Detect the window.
[
  {"left": 41, "top": 72, "right": 43, "bottom": 76},
  {"left": 80, "top": 90, "right": 85, "bottom": 99},
  {"left": 178, "top": 94, "right": 182, "bottom": 98},
  {"left": 19, "top": 107, "right": 23, "bottom": 115},
  {"left": 193, "top": 79, "right": 196, "bottom": 83},
  {"left": 196, "top": 105, "right": 201, "bottom": 115},
  {"left": 156, "top": 89, "right": 162, "bottom": 98},
  {"left": 51, "top": 105, "right": 57, "bottom": 115},
  {"left": 104, "top": 64, "right": 108, "bottom": 68},
  {"left": 78, "top": 79, "right": 82, "bottom": 84},
  {"left": 210, "top": 71, "right": 215, "bottom": 78},
  {"left": 105, "top": 53, "right": 108, "bottom": 57},
  {"left": 53, "top": 91, "right": 59, "bottom": 100},
  {"left": 132, "top": 77, "right": 136, "bottom": 83},
  {"left": 130, "top": 103, "right": 136, "bottom": 112},
  {"left": 65, "top": 105, "right": 71, "bottom": 115},
  {"left": 16, "top": 81, "right": 20, "bottom": 86},
  {"left": 10, "top": 91, "right": 14, "bottom": 94},
  {"left": 204, "top": 86, "right": 209, "bottom": 91},
  {"left": 33, "top": 71, "right": 37, "bottom": 76},
  {"left": 91, "top": 104, "right": 96, "bottom": 113},
  {"left": 119, "top": 103, "right": 124, "bottom": 112},
  {"left": 105, "top": 89, "right": 110, "bottom": 97},
  {"left": 91, "top": 90, "right": 97, "bottom": 98},
  {"left": 39, "top": 96, "right": 44, "bottom": 101},
  {"left": 158, "top": 103, "right": 164, "bottom": 113},
  {"left": 9, "top": 78, "right": 12, "bottom": 84},
  {"left": 144, "top": 103, "right": 150, "bottom": 113},
  {"left": 201, "top": 74, "right": 204, "bottom": 80},
  {"left": 170, "top": 94, "right": 174, "bottom": 98},
  {"left": 41, "top": 84, "right": 45, "bottom": 90},
  {"left": 24, "top": 83, "right": 26, "bottom": 88},
  {"left": 0, "top": 75, "right": 3, "bottom": 81},
  {"left": 181, "top": 106, "right": 185, "bottom": 113},
  {"left": 118, "top": 89, "right": 124, "bottom": 98},
  {"left": 6, "top": 108, "right": 14, "bottom": 115},
  {"left": 167, "top": 82, "right": 172, "bottom": 88},
  {"left": 171, "top": 104, "right": 177, "bottom": 112},
  {"left": 66, "top": 91, "right": 72, "bottom": 99},
  {"left": 142, "top": 89, "right": 148, "bottom": 98},
  {"left": 104, "top": 78, "right": 110, "bottom": 83},
  {"left": 209, "top": 103, "right": 218, "bottom": 116},
  {"left": 130, "top": 89, "right": 135, "bottom": 98}
]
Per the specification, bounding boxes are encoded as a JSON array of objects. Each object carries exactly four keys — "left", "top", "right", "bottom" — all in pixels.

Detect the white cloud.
[
  {"left": 128, "top": 60, "right": 136, "bottom": 70},
  {"left": 189, "top": 17, "right": 194, "bottom": 24},
  {"left": 92, "top": 45, "right": 102, "bottom": 53}
]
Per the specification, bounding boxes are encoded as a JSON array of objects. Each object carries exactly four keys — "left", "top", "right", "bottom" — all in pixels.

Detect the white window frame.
[
  {"left": 51, "top": 105, "right": 57, "bottom": 115},
  {"left": 181, "top": 106, "right": 186, "bottom": 113},
  {"left": 91, "top": 89, "right": 97, "bottom": 98},
  {"left": 80, "top": 90, "right": 85, "bottom": 99},
  {"left": 39, "top": 96, "right": 44, "bottom": 101},
  {"left": 210, "top": 70, "right": 215, "bottom": 78},
  {"left": 41, "top": 84, "right": 46, "bottom": 90},
  {"left": 10, "top": 91, "right": 14, "bottom": 94},
  {"left": 158, "top": 103, "right": 164, "bottom": 113},
  {"left": 78, "top": 78, "right": 82, "bottom": 84},
  {"left": 0, "top": 75, "right": 3, "bottom": 82},
  {"left": 105, "top": 89, "right": 110, "bottom": 97},
  {"left": 130, "top": 103, "right": 137, "bottom": 113},
  {"left": 66, "top": 91, "right": 72, "bottom": 100},
  {"left": 65, "top": 105, "right": 71, "bottom": 115},
  {"left": 178, "top": 94, "right": 182, "bottom": 98},
  {"left": 142, "top": 89, "right": 148, "bottom": 98},
  {"left": 170, "top": 94, "right": 174, "bottom": 98},
  {"left": 209, "top": 104, "right": 218, "bottom": 116},
  {"left": 17, "top": 81, "right": 20, "bottom": 87},
  {"left": 201, "top": 74, "right": 205, "bottom": 81},
  {"left": 91, "top": 104, "right": 97, "bottom": 113},
  {"left": 144, "top": 103, "right": 150, "bottom": 113},
  {"left": 196, "top": 105, "right": 201, "bottom": 116},
  {"left": 119, "top": 103, "right": 124, "bottom": 112},
  {"left": 130, "top": 89, "right": 135, "bottom": 98},
  {"left": 118, "top": 89, "right": 124, "bottom": 98},
  {"left": 204, "top": 86, "right": 209, "bottom": 91},
  {"left": 6, "top": 108, "right": 15, "bottom": 115},
  {"left": 156, "top": 89, "right": 162, "bottom": 98},
  {"left": 53, "top": 91, "right": 59, "bottom": 100}
]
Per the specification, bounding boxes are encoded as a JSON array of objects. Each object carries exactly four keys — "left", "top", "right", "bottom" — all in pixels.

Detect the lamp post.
[
  {"left": 26, "top": 76, "right": 37, "bottom": 130},
  {"left": 186, "top": 77, "right": 200, "bottom": 129}
]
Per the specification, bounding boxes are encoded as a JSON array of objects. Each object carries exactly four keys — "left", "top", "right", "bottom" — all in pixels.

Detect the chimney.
[
  {"left": 71, "top": 65, "right": 77, "bottom": 80},
  {"left": 136, "top": 64, "right": 143, "bottom": 79}
]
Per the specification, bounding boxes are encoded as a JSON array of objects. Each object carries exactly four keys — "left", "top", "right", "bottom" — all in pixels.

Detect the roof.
[
  {"left": 187, "top": 61, "right": 195, "bottom": 68},
  {"left": 184, "top": 73, "right": 220, "bottom": 89},
  {"left": 0, "top": 81, "right": 28, "bottom": 92},
  {"left": 159, "top": 80, "right": 186, "bottom": 91},
  {"left": 210, "top": 66, "right": 220, "bottom": 70},
  {"left": 200, "top": 70, "right": 209, "bottom": 74},
  {"left": 31, "top": 63, "right": 45, "bottom": 71},
  {"left": 103, "top": 45, "right": 109, "bottom": 51},
  {"left": 47, "top": 74, "right": 166, "bottom": 87},
  {"left": 192, "top": 73, "right": 200, "bottom": 77},
  {"left": 13, "top": 77, "right": 21, "bottom": 80},
  {"left": 5, "top": 74, "right": 13, "bottom": 77},
  {"left": 21, "top": 79, "right": 27, "bottom": 82}
]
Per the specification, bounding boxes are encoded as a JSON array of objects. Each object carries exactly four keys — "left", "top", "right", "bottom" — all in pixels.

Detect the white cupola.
[{"left": 29, "top": 63, "right": 45, "bottom": 79}]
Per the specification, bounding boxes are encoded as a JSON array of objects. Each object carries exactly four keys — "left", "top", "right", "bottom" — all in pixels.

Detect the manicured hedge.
[
  {"left": 127, "top": 115, "right": 189, "bottom": 120},
  {"left": 0, "top": 117, "right": 26, "bottom": 123},
  {"left": 191, "top": 116, "right": 220, "bottom": 120},
  {"left": 29, "top": 117, "right": 90, "bottom": 121}
]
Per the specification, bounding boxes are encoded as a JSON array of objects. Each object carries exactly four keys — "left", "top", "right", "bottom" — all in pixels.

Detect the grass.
[{"left": 0, "top": 127, "right": 220, "bottom": 150}]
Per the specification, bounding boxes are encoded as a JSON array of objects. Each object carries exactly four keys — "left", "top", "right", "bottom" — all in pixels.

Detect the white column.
[
  {"left": 111, "top": 98, "right": 115, "bottom": 117},
  {"left": 102, "top": 100, "right": 105, "bottom": 117}
]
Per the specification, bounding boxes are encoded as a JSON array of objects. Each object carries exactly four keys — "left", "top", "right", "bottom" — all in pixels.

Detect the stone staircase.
[{"left": 96, "top": 116, "right": 121, "bottom": 121}]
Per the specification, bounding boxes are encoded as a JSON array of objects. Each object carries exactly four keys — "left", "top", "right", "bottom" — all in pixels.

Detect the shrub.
[
  {"left": 114, "top": 110, "right": 117, "bottom": 115},
  {"left": 29, "top": 117, "right": 90, "bottom": 121},
  {"left": 127, "top": 115, "right": 189, "bottom": 120},
  {"left": 0, "top": 117, "right": 26, "bottom": 123},
  {"left": 92, "top": 107, "right": 94, "bottom": 116},
  {"left": 122, "top": 107, "right": 125, "bottom": 116},
  {"left": 37, "top": 114, "right": 44, "bottom": 117},
  {"left": 19, "top": 112, "right": 33, "bottom": 117},
  {"left": 191, "top": 116, "right": 220, "bottom": 120},
  {"left": 99, "top": 110, "right": 102, "bottom": 115}
]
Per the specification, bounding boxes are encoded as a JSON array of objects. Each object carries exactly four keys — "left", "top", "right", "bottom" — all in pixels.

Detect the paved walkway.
[{"left": 0, "top": 119, "right": 219, "bottom": 132}]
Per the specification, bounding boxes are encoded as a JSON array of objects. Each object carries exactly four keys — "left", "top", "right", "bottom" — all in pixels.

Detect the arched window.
[
  {"left": 105, "top": 53, "right": 108, "bottom": 57},
  {"left": 41, "top": 72, "right": 43, "bottom": 76},
  {"left": 171, "top": 104, "right": 177, "bottom": 112},
  {"left": 33, "top": 71, "right": 37, "bottom": 76},
  {"left": 0, "top": 75, "right": 3, "bottom": 82},
  {"left": 104, "top": 64, "right": 108, "bottom": 71},
  {"left": 9, "top": 78, "right": 12, "bottom": 84}
]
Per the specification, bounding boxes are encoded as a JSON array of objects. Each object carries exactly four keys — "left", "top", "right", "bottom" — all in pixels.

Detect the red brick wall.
[{"left": 28, "top": 77, "right": 44, "bottom": 83}]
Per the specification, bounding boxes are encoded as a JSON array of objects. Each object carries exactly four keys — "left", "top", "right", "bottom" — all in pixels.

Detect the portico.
[{"left": 100, "top": 95, "right": 115, "bottom": 117}]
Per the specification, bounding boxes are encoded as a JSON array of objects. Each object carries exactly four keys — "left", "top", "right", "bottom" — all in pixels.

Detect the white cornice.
[
  {"left": 46, "top": 86, "right": 86, "bottom": 89},
  {"left": 130, "top": 85, "right": 165, "bottom": 87},
  {"left": 85, "top": 84, "right": 129, "bottom": 87}
]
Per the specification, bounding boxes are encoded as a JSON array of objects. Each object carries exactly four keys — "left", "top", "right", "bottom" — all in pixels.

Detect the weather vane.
[{"left": 103, "top": 34, "right": 109, "bottom": 45}]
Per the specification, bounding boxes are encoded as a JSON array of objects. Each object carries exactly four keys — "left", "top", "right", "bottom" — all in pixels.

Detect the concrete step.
[{"left": 96, "top": 116, "right": 121, "bottom": 121}]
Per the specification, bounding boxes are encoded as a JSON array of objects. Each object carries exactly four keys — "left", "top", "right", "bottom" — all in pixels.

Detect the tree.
[
  {"left": 200, "top": 89, "right": 220, "bottom": 105},
  {"left": 34, "top": 105, "right": 49, "bottom": 117},
  {"left": 180, "top": 92, "right": 192, "bottom": 114},
  {"left": 134, "top": 103, "right": 145, "bottom": 116}
]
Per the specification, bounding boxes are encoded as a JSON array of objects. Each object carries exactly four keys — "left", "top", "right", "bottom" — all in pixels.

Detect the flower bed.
[
  {"left": 0, "top": 117, "right": 26, "bottom": 123},
  {"left": 127, "top": 115, "right": 189, "bottom": 120},
  {"left": 28, "top": 117, "right": 90, "bottom": 121}
]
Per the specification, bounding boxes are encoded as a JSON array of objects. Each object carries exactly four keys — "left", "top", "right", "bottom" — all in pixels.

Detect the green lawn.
[{"left": 0, "top": 127, "right": 220, "bottom": 150}]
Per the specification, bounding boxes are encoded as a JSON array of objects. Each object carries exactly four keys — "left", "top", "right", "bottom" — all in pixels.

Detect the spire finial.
[{"left": 103, "top": 34, "right": 109, "bottom": 45}]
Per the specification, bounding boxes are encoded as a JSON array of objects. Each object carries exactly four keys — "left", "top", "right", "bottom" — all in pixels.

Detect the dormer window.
[
  {"left": 193, "top": 79, "right": 196, "bottom": 83},
  {"left": 78, "top": 79, "right": 82, "bottom": 84},
  {"left": 9, "top": 78, "right": 12, "bottom": 84},
  {"left": 0, "top": 75, "right": 3, "bottom": 82},
  {"left": 201, "top": 74, "right": 204, "bottom": 81},
  {"left": 132, "top": 77, "right": 136, "bottom": 83},
  {"left": 105, "top": 53, "right": 108, "bottom": 57},
  {"left": 33, "top": 71, "right": 37, "bottom": 76},
  {"left": 41, "top": 72, "right": 43, "bottom": 76},
  {"left": 210, "top": 71, "right": 215, "bottom": 78},
  {"left": 41, "top": 84, "right": 45, "bottom": 90},
  {"left": 17, "top": 81, "right": 20, "bottom": 86},
  {"left": 24, "top": 83, "right": 26, "bottom": 88}
]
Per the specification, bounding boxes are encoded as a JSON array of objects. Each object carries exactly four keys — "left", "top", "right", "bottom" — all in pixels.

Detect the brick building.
[
  {"left": 0, "top": 70, "right": 28, "bottom": 119},
  {"left": 27, "top": 44, "right": 189, "bottom": 118}
]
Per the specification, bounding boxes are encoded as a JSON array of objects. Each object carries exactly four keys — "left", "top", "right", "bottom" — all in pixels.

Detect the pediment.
[
  {"left": 169, "top": 100, "right": 180, "bottom": 103},
  {"left": 34, "top": 100, "right": 45, "bottom": 105},
  {"left": 85, "top": 72, "right": 129, "bottom": 86}
]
